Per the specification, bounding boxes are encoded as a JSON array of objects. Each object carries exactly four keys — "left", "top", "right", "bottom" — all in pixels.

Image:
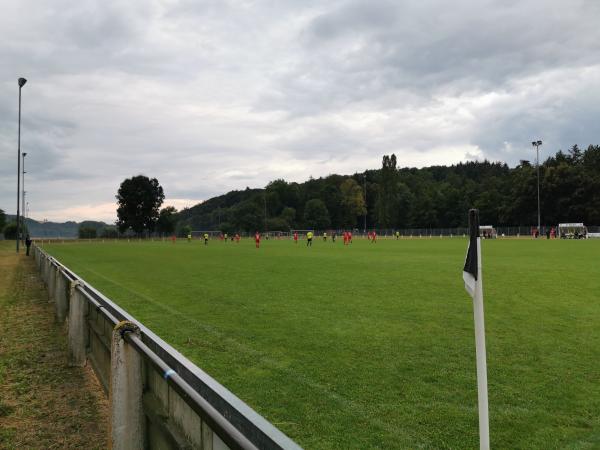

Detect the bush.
[
  {"left": 100, "top": 226, "right": 119, "bottom": 238},
  {"left": 3, "top": 222, "right": 17, "bottom": 240},
  {"left": 78, "top": 226, "right": 97, "bottom": 239}
]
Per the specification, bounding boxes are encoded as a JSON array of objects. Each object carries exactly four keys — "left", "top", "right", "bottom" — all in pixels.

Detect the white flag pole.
[{"left": 473, "top": 235, "right": 490, "bottom": 450}]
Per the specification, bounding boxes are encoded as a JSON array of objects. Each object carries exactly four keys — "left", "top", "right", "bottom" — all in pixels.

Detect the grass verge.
[{"left": 0, "top": 242, "right": 107, "bottom": 449}]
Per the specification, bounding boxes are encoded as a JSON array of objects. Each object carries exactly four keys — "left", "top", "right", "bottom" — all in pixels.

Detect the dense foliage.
[
  {"left": 116, "top": 175, "right": 165, "bottom": 234},
  {"left": 78, "top": 226, "right": 97, "bottom": 239},
  {"left": 0, "top": 209, "right": 5, "bottom": 233},
  {"left": 178, "top": 145, "right": 600, "bottom": 231}
]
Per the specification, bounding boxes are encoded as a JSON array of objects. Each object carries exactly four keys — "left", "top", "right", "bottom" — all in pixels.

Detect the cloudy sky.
[{"left": 1, "top": 0, "right": 599, "bottom": 223}]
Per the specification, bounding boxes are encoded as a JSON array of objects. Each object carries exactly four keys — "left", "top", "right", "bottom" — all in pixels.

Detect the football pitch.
[{"left": 43, "top": 237, "right": 600, "bottom": 449}]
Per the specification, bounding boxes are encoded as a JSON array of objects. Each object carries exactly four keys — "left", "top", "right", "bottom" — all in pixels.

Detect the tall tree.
[
  {"left": 340, "top": 178, "right": 366, "bottom": 228},
  {"left": 157, "top": 206, "right": 178, "bottom": 235},
  {"left": 375, "top": 154, "right": 399, "bottom": 228},
  {"left": 303, "top": 199, "right": 331, "bottom": 229},
  {"left": 116, "top": 175, "right": 165, "bottom": 234},
  {"left": 0, "top": 209, "right": 5, "bottom": 234}
]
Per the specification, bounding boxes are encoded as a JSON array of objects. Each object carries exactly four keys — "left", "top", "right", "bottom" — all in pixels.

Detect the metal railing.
[{"left": 33, "top": 244, "right": 302, "bottom": 450}]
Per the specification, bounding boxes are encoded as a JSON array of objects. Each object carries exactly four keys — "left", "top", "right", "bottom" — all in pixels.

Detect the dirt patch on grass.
[{"left": 0, "top": 243, "right": 108, "bottom": 449}]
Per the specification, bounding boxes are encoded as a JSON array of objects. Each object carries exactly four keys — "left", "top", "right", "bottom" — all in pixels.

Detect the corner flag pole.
[{"left": 463, "top": 209, "right": 490, "bottom": 450}]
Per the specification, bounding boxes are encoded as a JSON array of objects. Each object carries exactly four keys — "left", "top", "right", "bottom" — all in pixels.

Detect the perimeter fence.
[
  {"left": 33, "top": 223, "right": 600, "bottom": 243},
  {"left": 33, "top": 244, "right": 302, "bottom": 450}
]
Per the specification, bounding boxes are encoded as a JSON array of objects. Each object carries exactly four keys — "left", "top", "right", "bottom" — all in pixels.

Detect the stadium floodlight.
[
  {"left": 16, "top": 77, "right": 27, "bottom": 252},
  {"left": 531, "top": 140, "right": 543, "bottom": 236},
  {"left": 22, "top": 152, "right": 27, "bottom": 241}
]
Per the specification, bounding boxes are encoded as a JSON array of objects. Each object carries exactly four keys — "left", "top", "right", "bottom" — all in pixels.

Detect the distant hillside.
[
  {"left": 4, "top": 216, "right": 109, "bottom": 238},
  {"left": 177, "top": 145, "right": 600, "bottom": 232}
]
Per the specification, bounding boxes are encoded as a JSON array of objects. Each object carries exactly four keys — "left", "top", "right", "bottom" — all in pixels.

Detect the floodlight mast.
[
  {"left": 531, "top": 140, "right": 542, "bottom": 235},
  {"left": 16, "top": 77, "right": 27, "bottom": 252},
  {"left": 22, "top": 152, "right": 27, "bottom": 240}
]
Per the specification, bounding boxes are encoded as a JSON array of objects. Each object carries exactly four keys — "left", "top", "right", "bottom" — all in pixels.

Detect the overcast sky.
[{"left": 1, "top": 0, "right": 599, "bottom": 223}]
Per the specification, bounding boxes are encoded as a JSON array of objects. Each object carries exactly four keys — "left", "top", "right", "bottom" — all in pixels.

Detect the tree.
[
  {"left": 3, "top": 222, "right": 19, "bottom": 240},
  {"left": 375, "top": 154, "right": 399, "bottom": 228},
  {"left": 280, "top": 207, "right": 296, "bottom": 228},
  {"left": 78, "top": 226, "right": 97, "bottom": 239},
  {"left": 303, "top": 199, "right": 330, "bottom": 229},
  {"left": 116, "top": 175, "right": 165, "bottom": 235},
  {"left": 0, "top": 209, "right": 5, "bottom": 234},
  {"left": 100, "top": 226, "right": 119, "bottom": 238},
  {"left": 157, "top": 206, "right": 178, "bottom": 235},
  {"left": 340, "top": 178, "right": 366, "bottom": 227}
]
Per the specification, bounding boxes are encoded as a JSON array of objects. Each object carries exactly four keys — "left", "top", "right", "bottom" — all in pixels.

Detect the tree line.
[
  {"left": 174, "top": 144, "right": 600, "bottom": 232},
  {"left": 4, "top": 144, "right": 597, "bottom": 239}
]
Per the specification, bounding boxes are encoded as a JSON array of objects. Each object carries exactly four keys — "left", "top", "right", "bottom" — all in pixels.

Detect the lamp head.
[
  {"left": 18, "top": 78, "right": 27, "bottom": 87},
  {"left": 23, "top": 152, "right": 27, "bottom": 157},
  {"left": 531, "top": 141, "right": 536, "bottom": 146},
  {"left": 537, "top": 140, "right": 542, "bottom": 146}
]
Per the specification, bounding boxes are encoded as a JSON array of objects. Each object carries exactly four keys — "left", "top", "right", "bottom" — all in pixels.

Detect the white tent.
[
  {"left": 557, "top": 223, "right": 587, "bottom": 239},
  {"left": 479, "top": 225, "right": 497, "bottom": 239}
]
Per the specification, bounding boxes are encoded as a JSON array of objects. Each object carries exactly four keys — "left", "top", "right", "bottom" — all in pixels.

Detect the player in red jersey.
[
  {"left": 348, "top": 231, "right": 353, "bottom": 244},
  {"left": 343, "top": 231, "right": 348, "bottom": 245},
  {"left": 293, "top": 231, "right": 298, "bottom": 244},
  {"left": 371, "top": 230, "right": 377, "bottom": 243},
  {"left": 255, "top": 231, "right": 260, "bottom": 248}
]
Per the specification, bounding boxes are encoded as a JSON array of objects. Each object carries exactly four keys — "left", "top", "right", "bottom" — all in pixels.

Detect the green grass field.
[{"left": 43, "top": 237, "right": 600, "bottom": 449}]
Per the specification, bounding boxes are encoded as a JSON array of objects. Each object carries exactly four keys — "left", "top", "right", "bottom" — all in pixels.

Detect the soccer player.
[
  {"left": 172, "top": 235, "right": 176, "bottom": 244},
  {"left": 224, "top": 233, "right": 228, "bottom": 242},
  {"left": 332, "top": 232, "right": 336, "bottom": 243},
  {"left": 204, "top": 233, "right": 209, "bottom": 245},
  {"left": 323, "top": 231, "right": 327, "bottom": 242},
  {"left": 343, "top": 231, "right": 348, "bottom": 245},
  {"left": 306, "top": 231, "right": 313, "bottom": 247},
  {"left": 348, "top": 231, "right": 353, "bottom": 244},
  {"left": 255, "top": 231, "right": 261, "bottom": 248},
  {"left": 395, "top": 231, "right": 400, "bottom": 240},
  {"left": 187, "top": 233, "right": 192, "bottom": 243},
  {"left": 293, "top": 231, "right": 298, "bottom": 244},
  {"left": 371, "top": 230, "right": 377, "bottom": 243}
]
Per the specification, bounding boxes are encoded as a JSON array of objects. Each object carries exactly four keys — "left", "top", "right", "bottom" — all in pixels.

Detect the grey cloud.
[{"left": 1, "top": 0, "right": 598, "bottom": 221}]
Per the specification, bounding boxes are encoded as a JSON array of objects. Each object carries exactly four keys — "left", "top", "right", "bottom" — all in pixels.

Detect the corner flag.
[{"left": 463, "top": 209, "right": 490, "bottom": 450}]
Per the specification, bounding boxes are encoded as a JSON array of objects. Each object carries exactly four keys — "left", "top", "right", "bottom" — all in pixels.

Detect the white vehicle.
[
  {"left": 479, "top": 225, "right": 497, "bottom": 239},
  {"left": 557, "top": 223, "right": 588, "bottom": 239}
]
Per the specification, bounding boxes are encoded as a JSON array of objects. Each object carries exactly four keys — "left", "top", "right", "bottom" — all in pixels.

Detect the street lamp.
[
  {"left": 363, "top": 172, "right": 367, "bottom": 233},
  {"left": 531, "top": 140, "right": 542, "bottom": 236},
  {"left": 16, "top": 77, "right": 27, "bottom": 252},
  {"left": 22, "top": 152, "right": 27, "bottom": 242}
]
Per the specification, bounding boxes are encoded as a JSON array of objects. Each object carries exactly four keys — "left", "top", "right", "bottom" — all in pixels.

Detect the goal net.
[{"left": 263, "top": 231, "right": 290, "bottom": 239}]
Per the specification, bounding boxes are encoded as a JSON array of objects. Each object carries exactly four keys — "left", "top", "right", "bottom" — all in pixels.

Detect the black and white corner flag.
[
  {"left": 463, "top": 209, "right": 490, "bottom": 450},
  {"left": 463, "top": 209, "right": 479, "bottom": 298}
]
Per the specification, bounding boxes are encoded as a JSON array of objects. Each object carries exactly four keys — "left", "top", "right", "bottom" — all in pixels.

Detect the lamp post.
[
  {"left": 16, "top": 77, "right": 27, "bottom": 252},
  {"left": 531, "top": 140, "right": 542, "bottom": 236},
  {"left": 363, "top": 172, "right": 367, "bottom": 233},
  {"left": 22, "top": 152, "right": 27, "bottom": 241}
]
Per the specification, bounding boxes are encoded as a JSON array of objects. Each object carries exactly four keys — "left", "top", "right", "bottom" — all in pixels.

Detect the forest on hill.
[{"left": 177, "top": 145, "right": 600, "bottom": 232}]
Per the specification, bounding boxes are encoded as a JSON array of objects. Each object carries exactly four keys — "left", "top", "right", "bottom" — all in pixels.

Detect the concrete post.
[
  {"left": 55, "top": 270, "right": 69, "bottom": 324},
  {"left": 47, "top": 262, "right": 57, "bottom": 302},
  {"left": 41, "top": 255, "right": 48, "bottom": 284},
  {"left": 109, "top": 321, "right": 145, "bottom": 449},
  {"left": 68, "top": 280, "right": 87, "bottom": 366}
]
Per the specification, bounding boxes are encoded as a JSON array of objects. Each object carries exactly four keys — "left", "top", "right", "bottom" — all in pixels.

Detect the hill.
[
  {"left": 177, "top": 145, "right": 600, "bottom": 232},
  {"left": 3, "top": 216, "right": 110, "bottom": 238}
]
